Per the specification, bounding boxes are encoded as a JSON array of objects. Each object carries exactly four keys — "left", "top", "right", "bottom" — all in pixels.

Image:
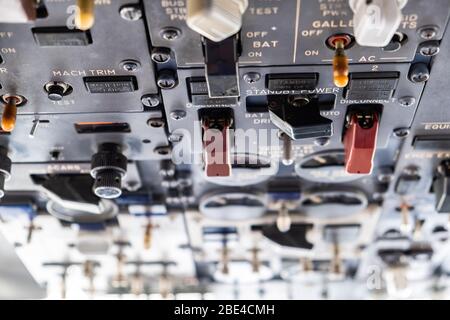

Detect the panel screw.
[
  {"left": 141, "top": 94, "right": 160, "bottom": 108},
  {"left": 393, "top": 128, "right": 410, "bottom": 138},
  {"left": 151, "top": 48, "right": 171, "bottom": 64},
  {"left": 154, "top": 146, "right": 172, "bottom": 156},
  {"left": 157, "top": 70, "right": 177, "bottom": 89},
  {"left": 243, "top": 72, "right": 261, "bottom": 84},
  {"left": 168, "top": 133, "right": 184, "bottom": 143},
  {"left": 403, "top": 166, "right": 419, "bottom": 176},
  {"left": 419, "top": 40, "right": 440, "bottom": 57},
  {"left": 377, "top": 167, "right": 394, "bottom": 183},
  {"left": 119, "top": 5, "right": 142, "bottom": 21},
  {"left": 170, "top": 110, "right": 186, "bottom": 121},
  {"left": 147, "top": 118, "right": 165, "bottom": 128},
  {"left": 408, "top": 63, "right": 430, "bottom": 83},
  {"left": 418, "top": 25, "right": 439, "bottom": 40},
  {"left": 314, "top": 137, "right": 330, "bottom": 147},
  {"left": 161, "top": 27, "right": 181, "bottom": 41},
  {"left": 50, "top": 150, "right": 61, "bottom": 161},
  {"left": 125, "top": 181, "right": 140, "bottom": 192},
  {"left": 289, "top": 95, "right": 310, "bottom": 107},
  {"left": 121, "top": 60, "right": 140, "bottom": 72},
  {"left": 372, "top": 193, "right": 383, "bottom": 201},
  {"left": 398, "top": 96, "right": 416, "bottom": 107},
  {"left": 377, "top": 173, "right": 393, "bottom": 184}
]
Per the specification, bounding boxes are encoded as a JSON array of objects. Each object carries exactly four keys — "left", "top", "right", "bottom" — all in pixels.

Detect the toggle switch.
[
  {"left": 276, "top": 202, "right": 292, "bottom": 233},
  {"left": 327, "top": 35, "right": 351, "bottom": 88},
  {"left": 29, "top": 119, "right": 50, "bottom": 138},
  {"left": 1, "top": 95, "right": 25, "bottom": 133},
  {"left": 343, "top": 111, "right": 379, "bottom": 174},
  {"left": 399, "top": 202, "right": 412, "bottom": 234},
  {"left": 200, "top": 109, "right": 233, "bottom": 177},
  {"left": 434, "top": 160, "right": 450, "bottom": 213},
  {"left": 187, "top": 0, "right": 248, "bottom": 42},
  {"left": 349, "top": 0, "right": 408, "bottom": 47},
  {"left": 143, "top": 218, "right": 157, "bottom": 250},
  {"left": 203, "top": 35, "right": 240, "bottom": 98},
  {"left": 75, "top": 0, "right": 95, "bottom": 31}
]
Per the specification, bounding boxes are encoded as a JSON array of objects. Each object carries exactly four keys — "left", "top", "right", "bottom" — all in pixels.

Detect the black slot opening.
[
  {"left": 74, "top": 122, "right": 131, "bottom": 134},
  {"left": 246, "top": 95, "right": 269, "bottom": 113}
]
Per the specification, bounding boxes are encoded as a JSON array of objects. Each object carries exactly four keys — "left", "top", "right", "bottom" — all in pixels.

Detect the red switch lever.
[
  {"left": 344, "top": 112, "right": 379, "bottom": 175},
  {"left": 202, "top": 116, "right": 232, "bottom": 177}
]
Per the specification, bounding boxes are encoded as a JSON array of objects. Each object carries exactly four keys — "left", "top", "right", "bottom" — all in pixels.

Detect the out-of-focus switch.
[
  {"left": 187, "top": 0, "right": 248, "bottom": 42},
  {"left": 349, "top": 0, "right": 408, "bottom": 47},
  {"left": 344, "top": 111, "right": 379, "bottom": 174},
  {"left": 434, "top": 160, "right": 450, "bottom": 213}
]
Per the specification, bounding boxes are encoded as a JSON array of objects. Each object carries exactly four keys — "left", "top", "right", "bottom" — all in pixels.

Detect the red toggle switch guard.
[
  {"left": 202, "top": 117, "right": 232, "bottom": 177},
  {"left": 344, "top": 112, "right": 379, "bottom": 175}
]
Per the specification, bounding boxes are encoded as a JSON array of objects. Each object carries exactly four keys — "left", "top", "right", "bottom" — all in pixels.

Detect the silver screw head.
[
  {"left": 120, "top": 6, "right": 142, "bottom": 21},
  {"left": 170, "top": 110, "right": 186, "bottom": 121}
]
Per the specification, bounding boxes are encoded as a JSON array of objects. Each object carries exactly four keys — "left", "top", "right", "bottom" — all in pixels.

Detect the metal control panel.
[{"left": 0, "top": 0, "right": 450, "bottom": 299}]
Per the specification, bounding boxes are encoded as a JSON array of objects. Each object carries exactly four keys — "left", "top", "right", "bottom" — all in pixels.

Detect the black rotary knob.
[{"left": 90, "top": 143, "right": 127, "bottom": 199}]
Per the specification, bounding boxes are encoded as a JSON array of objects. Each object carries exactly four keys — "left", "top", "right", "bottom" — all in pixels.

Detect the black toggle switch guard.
[{"left": 268, "top": 94, "right": 333, "bottom": 140}]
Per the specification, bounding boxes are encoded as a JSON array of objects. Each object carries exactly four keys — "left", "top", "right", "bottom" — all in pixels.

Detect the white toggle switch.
[
  {"left": 187, "top": 0, "right": 248, "bottom": 42},
  {"left": 349, "top": 0, "right": 408, "bottom": 47}
]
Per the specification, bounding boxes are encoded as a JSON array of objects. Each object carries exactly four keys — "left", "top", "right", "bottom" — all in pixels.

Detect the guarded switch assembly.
[
  {"left": 343, "top": 110, "right": 380, "bottom": 175},
  {"left": 0, "top": 0, "right": 448, "bottom": 301},
  {"left": 349, "top": 0, "right": 408, "bottom": 47}
]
